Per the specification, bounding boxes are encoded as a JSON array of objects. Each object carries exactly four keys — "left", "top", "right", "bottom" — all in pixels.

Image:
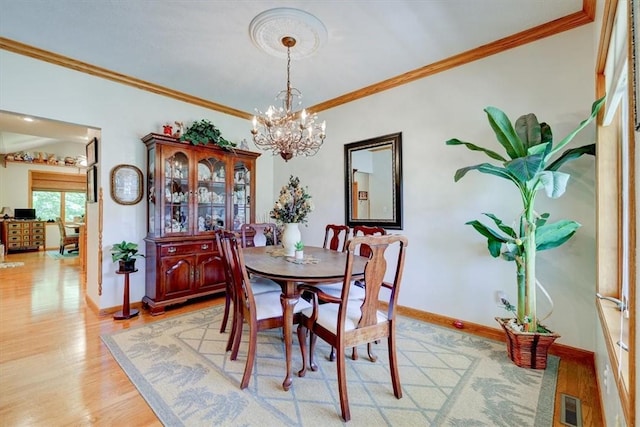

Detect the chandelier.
[{"left": 251, "top": 36, "right": 326, "bottom": 161}]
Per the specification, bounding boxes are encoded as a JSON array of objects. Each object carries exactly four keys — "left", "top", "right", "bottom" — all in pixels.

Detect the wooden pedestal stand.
[{"left": 114, "top": 269, "right": 139, "bottom": 320}]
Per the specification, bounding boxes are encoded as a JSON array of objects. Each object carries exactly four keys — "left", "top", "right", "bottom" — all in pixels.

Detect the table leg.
[{"left": 280, "top": 280, "right": 299, "bottom": 391}]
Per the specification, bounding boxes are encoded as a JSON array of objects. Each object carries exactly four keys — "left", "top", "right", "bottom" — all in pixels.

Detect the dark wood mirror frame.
[{"left": 344, "top": 132, "right": 403, "bottom": 230}]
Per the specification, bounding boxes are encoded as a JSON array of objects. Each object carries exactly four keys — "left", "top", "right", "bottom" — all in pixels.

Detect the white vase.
[{"left": 281, "top": 223, "right": 301, "bottom": 256}]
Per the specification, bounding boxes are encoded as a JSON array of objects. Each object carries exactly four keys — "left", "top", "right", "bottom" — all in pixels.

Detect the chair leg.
[
  {"left": 351, "top": 346, "right": 359, "bottom": 360},
  {"left": 230, "top": 312, "right": 243, "bottom": 360},
  {"left": 309, "top": 331, "right": 319, "bottom": 372},
  {"left": 328, "top": 345, "right": 336, "bottom": 361},
  {"left": 225, "top": 302, "right": 239, "bottom": 352},
  {"left": 335, "top": 342, "right": 351, "bottom": 422},
  {"left": 240, "top": 324, "right": 258, "bottom": 389},
  {"left": 297, "top": 324, "right": 308, "bottom": 377},
  {"left": 387, "top": 332, "right": 402, "bottom": 399},
  {"left": 366, "top": 342, "right": 378, "bottom": 362},
  {"left": 220, "top": 291, "right": 231, "bottom": 333}
]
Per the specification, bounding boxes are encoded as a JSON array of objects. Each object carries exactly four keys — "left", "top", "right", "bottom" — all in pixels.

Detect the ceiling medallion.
[{"left": 249, "top": 7, "right": 327, "bottom": 59}]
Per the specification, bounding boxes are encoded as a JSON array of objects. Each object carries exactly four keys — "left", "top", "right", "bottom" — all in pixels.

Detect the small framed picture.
[
  {"left": 87, "top": 165, "right": 97, "bottom": 203},
  {"left": 111, "top": 164, "right": 143, "bottom": 205},
  {"left": 86, "top": 137, "right": 98, "bottom": 166},
  {"left": 358, "top": 191, "right": 368, "bottom": 201}
]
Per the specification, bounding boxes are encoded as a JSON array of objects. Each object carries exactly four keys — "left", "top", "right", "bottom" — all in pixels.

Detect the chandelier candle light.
[{"left": 251, "top": 36, "right": 326, "bottom": 161}]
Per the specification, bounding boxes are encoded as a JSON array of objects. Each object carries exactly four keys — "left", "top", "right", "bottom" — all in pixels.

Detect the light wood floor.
[{"left": 0, "top": 251, "right": 603, "bottom": 426}]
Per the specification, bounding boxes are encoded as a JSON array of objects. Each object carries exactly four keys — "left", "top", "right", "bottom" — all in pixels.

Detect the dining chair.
[
  {"left": 215, "top": 229, "right": 280, "bottom": 340},
  {"left": 335, "top": 225, "right": 388, "bottom": 361},
  {"left": 323, "top": 224, "right": 350, "bottom": 252},
  {"left": 240, "top": 222, "right": 278, "bottom": 248},
  {"left": 313, "top": 224, "right": 367, "bottom": 361},
  {"left": 220, "top": 231, "right": 311, "bottom": 389},
  {"left": 296, "top": 234, "right": 408, "bottom": 422},
  {"left": 56, "top": 217, "right": 79, "bottom": 254}
]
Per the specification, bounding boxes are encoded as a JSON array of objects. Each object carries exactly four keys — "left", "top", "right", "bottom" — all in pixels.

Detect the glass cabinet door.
[
  {"left": 147, "top": 146, "right": 156, "bottom": 234},
  {"left": 195, "top": 155, "right": 226, "bottom": 234},
  {"left": 163, "top": 150, "right": 190, "bottom": 236},
  {"left": 232, "top": 160, "right": 251, "bottom": 231}
]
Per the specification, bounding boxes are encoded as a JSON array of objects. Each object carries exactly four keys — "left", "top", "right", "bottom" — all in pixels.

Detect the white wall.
[
  {"left": 0, "top": 50, "right": 274, "bottom": 311},
  {"left": 275, "top": 25, "right": 598, "bottom": 351}
]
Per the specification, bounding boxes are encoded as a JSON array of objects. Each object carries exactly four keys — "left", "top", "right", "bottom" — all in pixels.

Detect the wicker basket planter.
[{"left": 496, "top": 317, "right": 560, "bottom": 369}]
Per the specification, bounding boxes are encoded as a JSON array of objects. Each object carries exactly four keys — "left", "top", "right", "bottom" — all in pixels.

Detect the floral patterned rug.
[{"left": 102, "top": 305, "right": 558, "bottom": 426}]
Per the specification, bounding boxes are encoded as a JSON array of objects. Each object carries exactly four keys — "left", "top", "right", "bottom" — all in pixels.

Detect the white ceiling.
[{"left": 0, "top": 0, "right": 585, "bottom": 153}]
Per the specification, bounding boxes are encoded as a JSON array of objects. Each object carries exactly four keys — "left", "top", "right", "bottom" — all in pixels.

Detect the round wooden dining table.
[{"left": 242, "top": 245, "right": 367, "bottom": 391}]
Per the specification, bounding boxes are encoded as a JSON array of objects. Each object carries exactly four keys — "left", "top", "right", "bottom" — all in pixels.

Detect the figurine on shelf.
[
  {"left": 173, "top": 121, "right": 184, "bottom": 138},
  {"left": 163, "top": 124, "right": 173, "bottom": 136}
]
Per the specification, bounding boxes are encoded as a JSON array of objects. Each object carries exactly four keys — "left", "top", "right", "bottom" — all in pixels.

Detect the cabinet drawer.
[
  {"left": 32, "top": 229, "right": 45, "bottom": 237},
  {"left": 32, "top": 222, "right": 45, "bottom": 230},
  {"left": 8, "top": 229, "right": 21, "bottom": 237},
  {"left": 160, "top": 240, "right": 215, "bottom": 256},
  {"left": 7, "top": 223, "right": 22, "bottom": 231},
  {"left": 7, "top": 236, "right": 22, "bottom": 243}
]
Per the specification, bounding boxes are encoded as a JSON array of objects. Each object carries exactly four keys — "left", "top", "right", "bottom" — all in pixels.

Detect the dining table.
[{"left": 242, "top": 245, "right": 367, "bottom": 391}]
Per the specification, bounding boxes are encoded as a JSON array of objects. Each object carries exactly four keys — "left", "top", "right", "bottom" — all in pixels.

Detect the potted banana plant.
[{"left": 446, "top": 96, "right": 604, "bottom": 368}]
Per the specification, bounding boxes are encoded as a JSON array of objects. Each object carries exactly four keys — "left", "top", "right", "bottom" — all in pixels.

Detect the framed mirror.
[{"left": 344, "top": 132, "right": 403, "bottom": 229}]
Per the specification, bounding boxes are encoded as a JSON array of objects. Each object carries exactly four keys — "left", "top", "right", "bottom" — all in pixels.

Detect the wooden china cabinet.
[{"left": 141, "top": 133, "right": 259, "bottom": 314}]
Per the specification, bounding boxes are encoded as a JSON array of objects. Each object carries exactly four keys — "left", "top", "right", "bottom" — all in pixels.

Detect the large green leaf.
[
  {"left": 465, "top": 219, "right": 512, "bottom": 258},
  {"left": 485, "top": 106, "right": 526, "bottom": 159},
  {"left": 482, "top": 213, "right": 517, "bottom": 238},
  {"left": 546, "top": 143, "right": 595, "bottom": 171},
  {"left": 465, "top": 220, "right": 510, "bottom": 242},
  {"left": 546, "top": 96, "right": 605, "bottom": 160},
  {"left": 515, "top": 113, "right": 542, "bottom": 150},
  {"left": 540, "top": 122, "right": 553, "bottom": 144},
  {"left": 504, "top": 153, "right": 544, "bottom": 183},
  {"left": 535, "top": 220, "right": 581, "bottom": 250},
  {"left": 538, "top": 170, "right": 570, "bottom": 198},
  {"left": 445, "top": 138, "right": 507, "bottom": 162},
  {"left": 454, "top": 163, "right": 515, "bottom": 182}
]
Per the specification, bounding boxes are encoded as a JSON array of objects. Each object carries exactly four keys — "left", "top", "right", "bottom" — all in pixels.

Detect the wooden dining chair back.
[
  {"left": 220, "top": 231, "right": 310, "bottom": 389},
  {"left": 323, "top": 224, "right": 350, "bottom": 252},
  {"left": 240, "top": 222, "right": 278, "bottom": 248},
  {"left": 297, "top": 234, "right": 408, "bottom": 422},
  {"left": 56, "top": 217, "right": 79, "bottom": 254},
  {"left": 215, "top": 229, "right": 238, "bottom": 343},
  {"left": 352, "top": 225, "right": 387, "bottom": 258}
]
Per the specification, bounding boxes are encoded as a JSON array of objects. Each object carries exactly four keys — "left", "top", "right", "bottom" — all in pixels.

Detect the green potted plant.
[
  {"left": 446, "top": 96, "right": 604, "bottom": 368},
  {"left": 180, "top": 119, "right": 236, "bottom": 149},
  {"left": 294, "top": 241, "right": 304, "bottom": 259},
  {"left": 110, "top": 241, "right": 145, "bottom": 272}
]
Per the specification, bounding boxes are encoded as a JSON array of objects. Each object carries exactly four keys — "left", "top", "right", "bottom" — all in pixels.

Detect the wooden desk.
[{"left": 242, "top": 246, "right": 366, "bottom": 391}]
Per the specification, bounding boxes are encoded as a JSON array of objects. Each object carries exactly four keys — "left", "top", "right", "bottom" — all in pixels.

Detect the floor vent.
[{"left": 560, "top": 393, "right": 582, "bottom": 427}]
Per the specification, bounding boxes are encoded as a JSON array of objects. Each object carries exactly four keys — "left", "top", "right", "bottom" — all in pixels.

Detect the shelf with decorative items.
[
  {"left": 3, "top": 152, "right": 87, "bottom": 169},
  {"left": 141, "top": 132, "right": 260, "bottom": 314}
]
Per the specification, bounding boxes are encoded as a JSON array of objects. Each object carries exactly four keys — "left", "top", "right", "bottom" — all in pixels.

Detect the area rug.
[
  {"left": 46, "top": 250, "right": 78, "bottom": 259},
  {"left": 102, "top": 305, "right": 558, "bottom": 426},
  {"left": 0, "top": 262, "right": 24, "bottom": 268}
]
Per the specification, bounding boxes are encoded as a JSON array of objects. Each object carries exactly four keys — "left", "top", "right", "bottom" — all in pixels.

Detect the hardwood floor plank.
[{"left": 0, "top": 251, "right": 602, "bottom": 426}]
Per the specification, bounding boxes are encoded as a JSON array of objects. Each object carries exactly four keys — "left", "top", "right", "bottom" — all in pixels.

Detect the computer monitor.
[{"left": 14, "top": 208, "right": 36, "bottom": 220}]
